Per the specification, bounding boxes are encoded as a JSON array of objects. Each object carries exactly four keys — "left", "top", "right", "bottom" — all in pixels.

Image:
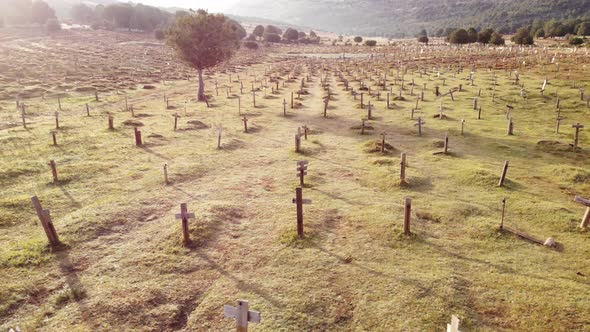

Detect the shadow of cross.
[
  {"left": 175, "top": 203, "right": 195, "bottom": 246},
  {"left": 224, "top": 300, "right": 261, "bottom": 332}
]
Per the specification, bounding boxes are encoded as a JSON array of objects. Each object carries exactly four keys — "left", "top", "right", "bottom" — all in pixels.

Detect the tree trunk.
[{"left": 198, "top": 68, "right": 206, "bottom": 102}]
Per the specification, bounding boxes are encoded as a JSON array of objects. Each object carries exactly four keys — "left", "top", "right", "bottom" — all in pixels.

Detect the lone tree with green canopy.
[{"left": 167, "top": 10, "right": 242, "bottom": 103}]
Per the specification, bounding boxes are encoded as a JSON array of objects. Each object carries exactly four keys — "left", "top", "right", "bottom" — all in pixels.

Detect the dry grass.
[{"left": 1, "top": 28, "right": 590, "bottom": 331}]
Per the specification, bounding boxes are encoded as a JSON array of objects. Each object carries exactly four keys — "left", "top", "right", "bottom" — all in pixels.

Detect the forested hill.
[{"left": 227, "top": 0, "right": 590, "bottom": 37}]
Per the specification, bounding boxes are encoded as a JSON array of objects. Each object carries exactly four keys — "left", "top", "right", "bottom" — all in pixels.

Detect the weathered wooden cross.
[
  {"left": 415, "top": 117, "right": 425, "bottom": 136},
  {"left": 574, "top": 196, "right": 590, "bottom": 229},
  {"left": 242, "top": 116, "right": 249, "bottom": 133},
  {"left": 297, "top": 160, "right": 308, "bottom": 186},
  {"left": 224, "top": 300, "right": 261, "bottom": 332},
  {"left": 292, "top": 187, "right": 312, "bottom": 237},
  {"left": 572, "top": 123, "right": 584, "bottom": 151},
  {"left": 175, "top": 203, "right": 195, "bottom": 246},
  {"left": 32, "top": 196, "right": 60, "bottom": 246}
]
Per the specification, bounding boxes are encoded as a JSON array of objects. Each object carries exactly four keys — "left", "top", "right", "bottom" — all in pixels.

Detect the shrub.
[
  {"left": 449, "top": 29, "right": 469, "bottom": 44},
  {"left": 477, "top": 28, "right": 494, "bottom": 44},
  {"left": 512, "top": 27, "right": 534, "bottom": 45},
  {"left": 364, "top": 40, "right": 377, "bottom": 46},
  {"left": 283, "top": 28, "right": 299, "bottom": 41},
  {"left": 354, "top": 36, "right": 363, "bottom": 43},
  {"left": 489, "top": 32, "right": 505, "bottom": 45},
  {"left": 244, "top": 40, "right": 259, "bottom": 49},
  {"left": 263, "top": 33, "right": 281, "bottom": 43},
  {"left": 569, "top": 36, "right": 584, "bottom": 45},
  {"left": 154, "top": 29, "right": 165, "bottom": 40},
  {"left": 46, "top": 18, "right": 61, "bottom": 33},
  {"left": 534, "top": 29, "right": 545, "bottom": 39},
  {"left": 418, "top": 36, "right": 429, "bottom": 44}
]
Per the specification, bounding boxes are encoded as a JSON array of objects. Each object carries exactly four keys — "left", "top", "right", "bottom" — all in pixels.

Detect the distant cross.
[
  {"left": 572, "top": 123, "right": 584, "bottom": 151},
  {"left": 242, "top": 116, "right": 249, "bottom": 133},
  {"left": 415, "top": 117, "right": 426, "bottom": 136},
  {"left": 283, "top": 98, "right": 287, "bottom": 116},
  {"left": 297, "top": 160, "right": 309, "bottom": 186},
  {"left": 224, "top": 300, "right": 261, "bottom": 332},
  {"left": 175, "top": 203, "right": 195, "bottom": 246}
]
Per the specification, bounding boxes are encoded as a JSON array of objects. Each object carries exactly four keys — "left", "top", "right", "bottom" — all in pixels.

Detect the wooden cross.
[
  {"left": 31, "top": 196, "right": 60, "bottom": 246},
  {"left": 572, "top": 123, "right": 584, "bottom": 151},
  {"left": 251, "top": 90, "right": 257, "bottom": 107},
  {"left": 283, "top": 98, "right": 287, "bottom": 116},
  {"left": 48, "top": 160, "right": 58, "bottom": 183},
  {"left": 575, "top": 196, "right": 590, "bottom": 229},
  {"left": 292, "top": 187, "right": 312, "bottom": 237},
  {"left": 242, "top": 117, "right": 248, "bottom": 133},
  {"left": 415, "top": 117, "right": 425, "bottom": 136},
  {"left": 175, "top": 203, "right": 195, "bottom": 246},
  {"left": 224, "top": 300, "right": 261, "bottom": 332},
  {"left": 301, "top": 125, "right": 309, "bottom": 140},
  {"left": 556, "top": 116, "right": 564, "bottom": 133},
  {"left": 297, "top": 160, "right": 308, "bottom": 186},
  {"left": 380, "top": 133, "right": 386, "bottom": 153},
  {"left": 447, "top": 315, "right": 461, "bottom": 332}
]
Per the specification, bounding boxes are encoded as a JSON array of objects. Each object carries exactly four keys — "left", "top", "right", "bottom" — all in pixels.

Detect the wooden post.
[
  {"left": 360, "top": 92, "right": 364, "bottom": 108},
  {"left": 381, "top": 133, "right": 386, "bottom": 153},
  {"left": 297, "top": 161, "right": 308, "bottom": 186},
  {"left": 323, "top": 97, "right": 329, "bottom": 117},
  {"left": 55, "top": 111, "right": 59, "bottom": 129},
  {"left": 302, "top": 125, "right": 309, "bottom": 140},
  {"left": 572, "top": 123, "right": 584, "bottom": 151},
  {"left": 574, "top": 196, "right": 590, "bottom": 228},
  {"left": 134, "top": 127, "right": 142, "bottom": 146},
  {"left": 51, "top": 131, "right": 57, "bottom": 146},
  {"left": 403, "top": 197, "right": 411, "bottom": 235},
  {"left": 31, "top": 196, "right": 60, "bottom": 246},
  {"left": 556, "top": 116, "right": 563, "bottom": 133},
  {"left": 21, "top": 104, "right": 26, "bottom": 128},
  {"left": 217, "top": 128, "right": 223, "bottom": 149},
  {"left": 293, "top": 187, "right": 309, "bottom": 237},
  {"left": 507, "top": 118, "right": 514, "bottom": 135},
  {"left": 360, "top": 119, "right": 366, "bottom": 135},
  {"left": 48, "top": 160, "right": 58, "bottom": 183},
  {"left": 291, "top": 92, "right": 294, "bottom": 109},
  {"left": 460, "top": 119, "right": 465, "bottom": 136},
  {"left": 174, "top": 113, "right": 179, "bottom": 131},
  {"left": 498, "top": 160, "right": 509, "bottom": 187},
  {"left": 242, "top": 117, "right": 248, "bottom": 133},
  {"left": 164, "top": 163, "right": 169, "bottom": 184},
  {"left": 251, "top": 90, "right": 256, "bottom": 107},
  {"left": 415, "top": 117, "right": 425, "bottom": 136},
  {"left": 224, "top": 300, "right": 261, "bottom": 332},
  {"left": 108, "top": 115, "right": 114, "bottom": 130},
  {"left": 295, "top": 133, "right": 301, "bottom": 153},
  {"left": 477, "top": 107, "right": 482, "bottom": 120},
  {"left": 400, "top": 152, "right": 407, "bottom": 184},
  {"left": 175, "top": 203, "right": 195, "bottom": 246},
  {"left": 443, "top": 132, "right": 449, "bottom": 154},
  {"left": 500, "top": 198, "right": 506, "bottom": 230},
  {"left": 283, "top": 99, "right": 287, "bottom": 116},
  {"left": 95, "top": 91, "right": 99, "bottom": 102},
  {"left": 58, "top": 97, "right": 62, "bottom": 111},
  {"left": 387, "top": 93, "right": 390, "bottom": 108},
  {"left": 367, "top": 101, "right": 372, "bottom": 120},
  {"left": 473, "top": 98, "right": 478, "bottom": 110}
]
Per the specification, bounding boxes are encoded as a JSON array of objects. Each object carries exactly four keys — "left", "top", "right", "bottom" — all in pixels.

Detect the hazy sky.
[{"left": 134, "top": 0, "right": 239, "bottom": 13}]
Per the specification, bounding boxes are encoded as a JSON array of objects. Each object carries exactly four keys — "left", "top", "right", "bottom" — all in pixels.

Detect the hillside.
[{"left": 227, "top": 0, "right": 590, "bottom": 37}]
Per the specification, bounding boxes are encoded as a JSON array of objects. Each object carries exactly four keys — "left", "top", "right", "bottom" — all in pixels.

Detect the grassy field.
[{"left": 1, "top": 29, "right": 590, "bottom": 331}]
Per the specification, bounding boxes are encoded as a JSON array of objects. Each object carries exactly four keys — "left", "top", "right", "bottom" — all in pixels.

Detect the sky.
[{"left": 133, "top": 0, "right": 239, "bottom": 13}]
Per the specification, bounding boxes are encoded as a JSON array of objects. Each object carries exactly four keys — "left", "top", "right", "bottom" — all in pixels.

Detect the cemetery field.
[{"left": 1, "top": 29, "right": 590, "bottom": 331}]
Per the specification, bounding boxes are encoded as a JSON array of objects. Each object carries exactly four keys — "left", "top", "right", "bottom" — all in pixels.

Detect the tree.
[
  {"left": 46, "top": 18, "right": 60, "bottom": 33},
  {"left": 578, "top": 22, "right": 590, "bottom": 36},
  {"left": 449, "top": 29, "right": 469, "bottom": 44},
  {"left": 512, "top": 27, "right": 533, "bottom": 45},
  {"left": 544, "top": 19, "right": 564, "bottom": 37},
  {"left": 70, "top": 4, "right": 95, "bottom": 24},
  {"left": 244, "top": 40, "right": 259, "bottom": 49},
  {"left": 167, "top": 10, "right": 241, "bottom": 102},
  {"left": 534, "top": 29, "right": 545, "bottom": 39},
  {"left": 477, "top": 28, "right": 494, "bottom": 44},
  {"left": 417, "top": 29, "right": 428, "bottom": 45},
  {"left": 283, "top": 28, "right": 299, "bottom": 41},
  {"left": 104, "top": 4, "right": 133, "bottom": 30},
  {"left": 298, "top": 31, "right": 306, "bottom": 39},
  {"left": 228, "top": 19, "right": 247, "bottom": 39},
  {"left": 467, "top": 27, "right": 478, "bottom": 43},
  {"left": 263, "top": 33, "right": 281, "bottom": 43},
  {"left": 354, "top": 36, "right": 362, "bottom": 44},
  {"left": 489, "top": 32, "right": 505, "bottom": 45},
  {"left": 253, "top": 25, "right": 264, "bottom": 40},
  {"left": 309, "top": 30, "right": 317, "bottom": 38},
  {"left": 265, "top": 25, "right": 281, "bottom": 35},
  {"left": 364, "top": 40, "right": 377, "bottom": 46},
  {"left": 31, "top": 0, "right": 55, "bottom": 25}
]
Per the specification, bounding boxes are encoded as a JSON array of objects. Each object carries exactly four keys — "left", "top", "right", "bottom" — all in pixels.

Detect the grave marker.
[
  {"left": 404, "top": 197, "right": 412, "bottom": 235},
  {"left": 574, "top": 196, "right": 590, "bottom": 229},
  {"left": 223, "top": 300, "right": 261, "bottom": 332},
  {"left": 175, "top": 203, "right": 195, "bottom": 246},
  {"left": 572, "top": 123, "right": 584, "bottom": 151},
  {"left": 31, "top": 196, "right": 60, "bottom": 246},
  {"left": 297, "top": 160, "right": 308, "bottom": 186},
  {"left": 292, "top": 187, "right": 312, "bottom": 237}
]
